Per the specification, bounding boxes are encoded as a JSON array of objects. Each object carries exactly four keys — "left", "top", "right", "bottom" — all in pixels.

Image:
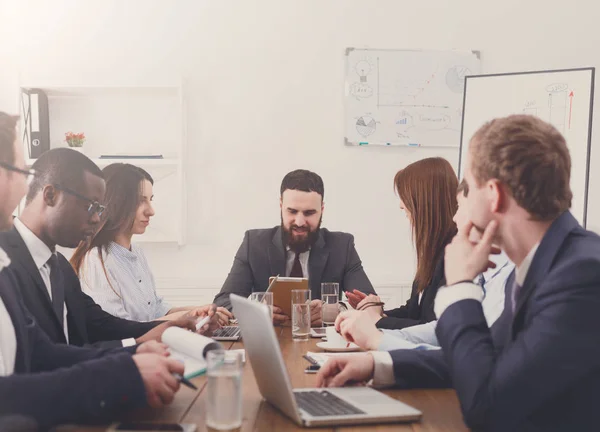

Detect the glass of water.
[
  {"left": 206, "top": 350, "right": 243, "bottom": 430},
  {"left": 249, "top": 291, "right": 273, "bottom": 321},
  {"left": 291, "top": 290, "right": 311, "bottom": 341},
  {"left": 321, "top": 282, "right": 340, "bottom": 327}
]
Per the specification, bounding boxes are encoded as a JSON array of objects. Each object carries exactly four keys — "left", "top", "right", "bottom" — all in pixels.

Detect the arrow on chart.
[{"left": 568, "top": 91, "right": 574, "bottom": 129}]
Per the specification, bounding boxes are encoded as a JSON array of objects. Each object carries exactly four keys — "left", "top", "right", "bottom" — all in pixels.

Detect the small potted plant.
[{"left": 65, "top": 132, "right": 85, "bottom": 153}]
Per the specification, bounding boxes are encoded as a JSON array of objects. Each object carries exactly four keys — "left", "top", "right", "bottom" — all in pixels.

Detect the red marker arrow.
[{"left": 569, "top": 91, "right": 574, "bottom": 129}]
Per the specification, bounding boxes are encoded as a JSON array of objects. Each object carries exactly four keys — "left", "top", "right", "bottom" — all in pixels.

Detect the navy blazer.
[
  {"left": 388, "top": 212, "right": 600, "bottom": 431},
  {"left": 0, "top": 227, "right": 159, "bottom": 348},
  {"left": 0, "top": 267, "right": 146, "bottom": 429},
  {"left": 376, "top": 254, "right": 445, "bottom": 330}
]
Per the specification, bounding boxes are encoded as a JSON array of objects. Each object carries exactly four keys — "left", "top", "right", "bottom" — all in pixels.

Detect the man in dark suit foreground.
[
  {"left": 317, "top": 115, "right": 600, "bottom": 431},
  {"left": 0, "top": 111, "right": 185, "bottom": 428},
  {"left": 214, "top": 169, "right": 376, "bottom": 325}
]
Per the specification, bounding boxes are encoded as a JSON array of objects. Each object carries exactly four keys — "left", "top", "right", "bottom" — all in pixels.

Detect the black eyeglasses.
[
  {"left": 53, "top": 184, "right": 106, "bottom": 217},
  {"left": 0, "top": 161, "right": 37, "bottom": 185}
]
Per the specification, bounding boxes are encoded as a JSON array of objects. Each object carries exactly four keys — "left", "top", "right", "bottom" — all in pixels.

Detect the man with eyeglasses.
[
  {"left": 0, "top": 147, "right": 201, "bottom": 348},
  {"left": 0, "top": 112, "right": 186, "bottom": 428}
]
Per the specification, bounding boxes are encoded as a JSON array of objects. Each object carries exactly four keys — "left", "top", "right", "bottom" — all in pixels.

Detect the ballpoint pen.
[
  {"left": 195, "top": 315, "right": 211, "bottom": 331},
  {"left": 195, "top": 304, "right": 217, "bottom": 331},
  {"left": 173, "top": 373, "right": 198, "bottom": 391}
]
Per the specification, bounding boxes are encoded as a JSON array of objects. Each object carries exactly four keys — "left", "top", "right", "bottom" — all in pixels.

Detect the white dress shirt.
[
  {"left": 0, "top": 247, "right": 16, "bottom": 376},
  {"left": 515, "top": 244, "right": 539, "bottom": 287},
  {"left": 14, "top": 218, "right": 69, "bottom": 342},
  {"left": 372, "top": 245, "right": 538, "bottom": 387},
  {"left": 285, "top": 247, "right": 310, "bottom": 278},
  {"left": 80, "top": 241, "right": 171, "bottom": 322}
]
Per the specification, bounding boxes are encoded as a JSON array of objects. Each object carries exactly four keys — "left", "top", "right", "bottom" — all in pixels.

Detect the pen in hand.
[
  {"left": 173, "top": 373, "right": 198, "bottom": 391},
  {"left": 195, "top": 304, "right": 217, "bottom": 331},
  {"left": 195, "top": 315, "right": 211, "bottom": 331}
]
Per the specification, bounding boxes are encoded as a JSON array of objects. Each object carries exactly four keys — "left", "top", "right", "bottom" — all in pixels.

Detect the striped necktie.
[
  {"left": 476, "top": 274, "right": 486, "bottom": 295},
  {"left": 510, "top": 279, "right": 523, "bottom": 313}
]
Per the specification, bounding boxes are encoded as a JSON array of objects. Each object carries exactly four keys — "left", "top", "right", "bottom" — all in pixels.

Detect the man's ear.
[
  {"left": 42, "top": 185, "right": 58, "bottom": 207},
  {"left": 487, "top": 180, "right": 505, "bottom": 214}
]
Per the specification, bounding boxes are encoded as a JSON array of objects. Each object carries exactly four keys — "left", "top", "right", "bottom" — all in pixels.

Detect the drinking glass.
[
  {"left": 206, "top": 350, "right": 243, "bottom": 430},
  {"left": 249, "top": 291, "right": 273, "bottom": 321},
  {"left": 291, "top": 290, "right": 311, "bottom": 340},
  {"left": 321, "top": 282, "right": 340, "bottom": 326}
]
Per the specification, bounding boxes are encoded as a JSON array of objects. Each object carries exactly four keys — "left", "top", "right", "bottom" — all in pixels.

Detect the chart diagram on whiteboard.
[
  {"left": 344, "top": 49, "right": 480, "bottom": 147},
  {"left": 522, "top": 83, "right": 574, "bottom": 134}
]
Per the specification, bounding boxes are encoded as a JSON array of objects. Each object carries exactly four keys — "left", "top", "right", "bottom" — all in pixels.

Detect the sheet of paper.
[
  {"left": 169, "top": 349, "right": 207, "bottom": 380},
  {"left": 162, "top": 327, "right": 223, "bottom": 379}
]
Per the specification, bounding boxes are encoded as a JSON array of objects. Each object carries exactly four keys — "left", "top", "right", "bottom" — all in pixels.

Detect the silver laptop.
[
  {"left": 211, "top": 326, "right": 242, "bottom": 341},
  {"left": 230, "top": 294, "right": 422, "bottom": 427}
]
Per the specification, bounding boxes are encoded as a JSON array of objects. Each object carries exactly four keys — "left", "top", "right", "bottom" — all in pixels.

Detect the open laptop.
[
  {"left": 230, "top": 294, "right": 422, "bottom": 427},
  {"left": 211, "top": 326, "right": 241, "bottom": 341}
]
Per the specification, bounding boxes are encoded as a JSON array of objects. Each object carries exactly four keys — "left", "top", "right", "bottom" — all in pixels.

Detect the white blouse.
[{"left": 79, "top": 242, "right": 171, "bottom": 322}]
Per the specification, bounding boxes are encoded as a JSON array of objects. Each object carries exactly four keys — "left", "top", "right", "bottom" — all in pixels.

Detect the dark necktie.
[
  {"left": 476, "top": 274, "right": 486, "bottom": 295},
  {"left": 510, "top": 278, "right": 522, "bottom": 313},
  {"left": 290, "top": 252, "right": 303, "bottom": 278},
  {"left": 47, "top": 254, "right": 65, "bottom": 328}
]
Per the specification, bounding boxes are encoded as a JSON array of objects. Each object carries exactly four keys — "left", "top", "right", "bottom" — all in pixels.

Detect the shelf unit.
[
  {"left": 26, "top": 157, "right": 180, "bottom": 168},
  {"left": 18, "top": 81, "right": 187, "bottom": 245}
]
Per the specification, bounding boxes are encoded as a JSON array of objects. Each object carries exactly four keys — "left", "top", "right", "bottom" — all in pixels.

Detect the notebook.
[
  {"left": 267, "top": 277, "right": 309, "bottom": 317},
  {"left": 161, "top": 327, "right": 223, "bottom": 379}
]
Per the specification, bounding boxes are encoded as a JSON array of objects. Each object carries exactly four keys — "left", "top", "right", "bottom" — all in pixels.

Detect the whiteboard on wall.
[
  {"left": 458, "top": 68, "right": 595, "bottom": 227},
  {"left": 344, "top": 48, "right": 480, "bottom": 147}
]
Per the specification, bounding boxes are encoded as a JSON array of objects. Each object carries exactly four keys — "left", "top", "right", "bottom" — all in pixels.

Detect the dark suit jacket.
[
  {"left": 0, "top": 267, "right": 146, "bottom": 429},
  {"left": 0, "top": 228, "right": 159, "bottom": 348},
  {"left": 388, "top": 212, "right": 600, "bottom": 431},
  {"left": 376, "top": 254, "right": 445, "bottom": 330},
  {"left": 214, "top": 227, "right": 376, "bottom": 310}
]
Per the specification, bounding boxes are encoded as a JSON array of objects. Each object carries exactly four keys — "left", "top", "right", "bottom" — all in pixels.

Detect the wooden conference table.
[{"left": 62, "top": 328, "right": 468, "bottom": 432}]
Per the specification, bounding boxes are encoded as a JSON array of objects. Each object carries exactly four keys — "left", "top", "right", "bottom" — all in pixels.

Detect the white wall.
[{"left": 1, "top": 0, "right": 599, "bottom": 306}]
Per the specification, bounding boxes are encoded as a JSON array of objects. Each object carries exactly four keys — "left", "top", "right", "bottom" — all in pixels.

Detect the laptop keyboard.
[
  {"left": 212, "top": 326, "right": 241, "bottom": 339},
  {"left": 295, "top": 391, "right": 365, "bottom": 417}
]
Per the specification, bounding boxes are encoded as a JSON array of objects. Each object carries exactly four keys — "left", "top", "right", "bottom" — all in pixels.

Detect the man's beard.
[{"left": 281, "top": 216, "right": 322, "bottom": 253}]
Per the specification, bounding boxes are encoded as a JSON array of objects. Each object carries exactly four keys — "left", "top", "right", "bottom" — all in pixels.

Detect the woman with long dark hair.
[
  {"left": 347, "top": 157, "right": 458, "bottom": 330},
  {"left": 71, "top": 163, "right": 231, "bottom": 324}
]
